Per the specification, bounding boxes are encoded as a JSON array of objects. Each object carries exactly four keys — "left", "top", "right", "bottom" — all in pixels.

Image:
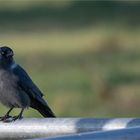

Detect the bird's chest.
[
  {"left": 0, "top": 70, "right": 21, "bottom": 107},
  {"left": 0, "top": 70, "right": 17, "bottom": 92}
]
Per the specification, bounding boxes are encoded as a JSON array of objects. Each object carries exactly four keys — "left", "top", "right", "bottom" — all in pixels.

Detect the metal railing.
[
  {"left": 33, "top": 126, "right": 140, "bottom": 140},
  {"left": 0, "top": 118, "right": 139, "bottom": 139}
]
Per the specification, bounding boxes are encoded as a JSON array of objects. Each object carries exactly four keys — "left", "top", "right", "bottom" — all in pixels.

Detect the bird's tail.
[
  {"left": 31, "top": 99, "right": 56, "bottom": 118},
  {"left": 37, "top": 103, "right": 56, "bottom": 117}
]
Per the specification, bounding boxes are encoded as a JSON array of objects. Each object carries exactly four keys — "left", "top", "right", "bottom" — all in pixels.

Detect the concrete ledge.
[
  {"left": 35, "top": 126, "right": 140, "bottom": 140},
  {"left": 0, "top": 118, "right": 139, "bottom": 139}
]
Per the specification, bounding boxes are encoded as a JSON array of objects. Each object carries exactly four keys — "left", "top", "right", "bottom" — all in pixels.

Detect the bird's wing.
[{"left": 12, "top": 64, "right": 44, "bottom": 99}]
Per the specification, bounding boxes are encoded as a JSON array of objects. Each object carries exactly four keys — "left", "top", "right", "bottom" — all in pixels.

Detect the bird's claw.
[
  {"left": 0, "top": 115, "right": 23, "bottom": 123},
  {"left": 12, "top": 115, "right": 23, "bottom": 121},
  {"left": 0, "top": 115, "right": 13, "bottom": 122}
]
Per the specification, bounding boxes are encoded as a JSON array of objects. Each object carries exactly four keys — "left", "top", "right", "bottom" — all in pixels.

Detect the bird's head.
[
  {"left": 0, "top": 46, "right": 14, "bottom": 67},
  {"left": 0, "top": 46, "right": 14, "bottom": 58}
]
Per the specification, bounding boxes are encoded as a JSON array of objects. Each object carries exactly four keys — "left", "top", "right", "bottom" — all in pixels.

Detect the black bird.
[{"left": 0, "top": 46, "right": 55, "bottom": 122}]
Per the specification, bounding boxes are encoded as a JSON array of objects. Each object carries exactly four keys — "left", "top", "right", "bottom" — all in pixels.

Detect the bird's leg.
[
  {"left": 0, "top": 107, "right": 14, "bottom": 121},
  {"left": 13, "top": 108, "right": 24, "bottom": 121}
]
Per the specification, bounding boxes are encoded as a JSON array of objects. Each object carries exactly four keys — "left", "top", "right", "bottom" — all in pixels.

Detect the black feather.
[
  {"left": 12, "top": 64, "right": 55, "bottom": 117},
  {"left": 31, "top": 98, "right": 56, "bottom": 117}
]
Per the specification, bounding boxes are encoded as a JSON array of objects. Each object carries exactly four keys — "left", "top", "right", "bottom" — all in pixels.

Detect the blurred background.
[{"left": 0, "top": 0, "right": 140, "bottom": 117}]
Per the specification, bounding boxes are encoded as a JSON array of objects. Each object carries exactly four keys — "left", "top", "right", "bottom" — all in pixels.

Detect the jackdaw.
[{"left": 0, "top": 46, "right": 55, "bottom": 122}]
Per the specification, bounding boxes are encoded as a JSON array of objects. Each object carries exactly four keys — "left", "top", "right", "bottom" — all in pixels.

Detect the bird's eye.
[{"left": 1, "top": 51, "right": 5, "bottom": 55}]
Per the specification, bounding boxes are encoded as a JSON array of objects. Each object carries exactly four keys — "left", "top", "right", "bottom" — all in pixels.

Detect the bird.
[{"left": 0, "top": 46, "right": 55, "bottom": 122}]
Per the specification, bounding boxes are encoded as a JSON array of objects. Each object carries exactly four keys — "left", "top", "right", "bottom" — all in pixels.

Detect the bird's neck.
[{"left": 0, "top": 58, "right": 14, "bottom": 69}]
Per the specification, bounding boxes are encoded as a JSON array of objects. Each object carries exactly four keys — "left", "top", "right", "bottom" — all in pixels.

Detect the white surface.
[{"left": 0, "top": 118, "right": 139, "bottom": 139}]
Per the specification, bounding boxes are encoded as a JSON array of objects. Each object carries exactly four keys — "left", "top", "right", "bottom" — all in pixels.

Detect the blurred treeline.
[
  {"left": 0, "top": 0, "right": 140, "bottom": 117},
  {"left": 0, "top": 1, "right": 140, "bottom": 31}
]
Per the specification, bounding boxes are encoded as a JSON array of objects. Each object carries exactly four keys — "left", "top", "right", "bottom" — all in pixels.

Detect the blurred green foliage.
[{"left": 0, "top": 1, "right": 140, "bottom": 117}]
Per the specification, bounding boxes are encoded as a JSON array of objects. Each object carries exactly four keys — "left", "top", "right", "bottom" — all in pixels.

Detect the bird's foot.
[
  {"left": 2, "top": 115, "right": 23, "bottom": 123},
  {"left": 0, "top": 115, "right": 13, "bottom": 122},
  {"left": 0, "top": 115, "right": 23, "bottom": 122},
  {"left": 12, "top": 115, "right": 23, "bottom": 121}
]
